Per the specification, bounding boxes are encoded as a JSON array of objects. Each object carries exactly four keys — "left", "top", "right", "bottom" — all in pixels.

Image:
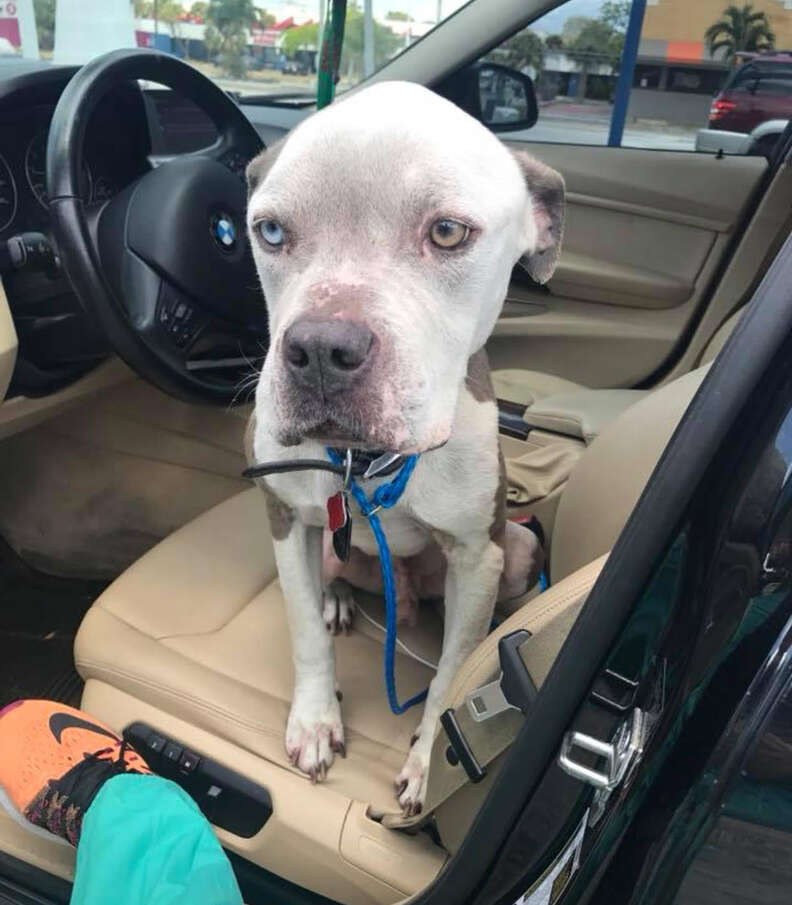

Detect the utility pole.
[
  {"left": 317, "top": 0, "right": 326, "bottom": 75},
  {"left": 363, "top": 0, "right": 374, "bottom": 78},
  {"left": 436, "top": 1, "right": 442, "bottom": 24}
]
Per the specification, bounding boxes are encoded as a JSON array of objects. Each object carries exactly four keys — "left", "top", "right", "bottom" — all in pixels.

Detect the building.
[{"left": 629, "top": 0, "right": 792, "bottom": 125}]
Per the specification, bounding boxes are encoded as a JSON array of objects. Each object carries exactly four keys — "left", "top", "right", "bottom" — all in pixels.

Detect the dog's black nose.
[{"left": 283, "top": 318, "right": 376, "bottom": 395}]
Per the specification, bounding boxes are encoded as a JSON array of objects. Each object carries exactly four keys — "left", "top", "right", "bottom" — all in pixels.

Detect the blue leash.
[{"left": 327, "top": 448, "right": 427, "bottom": 714}]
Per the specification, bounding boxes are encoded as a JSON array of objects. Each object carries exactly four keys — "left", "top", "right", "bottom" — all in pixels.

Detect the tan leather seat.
[
  {"left": 75, "top": 488, "right": 442, "bottom": 815},
  {"left": 73, "top": 364, "right": 709, "bottom": 902}
]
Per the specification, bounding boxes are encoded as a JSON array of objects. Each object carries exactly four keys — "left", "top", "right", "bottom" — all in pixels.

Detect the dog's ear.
[
  {"left": 246, "top": 138, "right": 285, "bottom": 198},
  {"left": 511, "top": 150, "right": 565, "bottom": 285}
]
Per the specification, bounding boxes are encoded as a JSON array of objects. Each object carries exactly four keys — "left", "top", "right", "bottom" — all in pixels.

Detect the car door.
[
  {"left": 406, "top": 206, "right": 792, "bottom": 905},
  {"left": 461, "top": 0, "right": 776, "bottom": 392},
  {"left": 490, "top": 139, "right": 765, "bottom": 389}
]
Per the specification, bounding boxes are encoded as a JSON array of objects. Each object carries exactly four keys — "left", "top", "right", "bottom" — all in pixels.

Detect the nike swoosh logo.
[{"left": 49, "top": 712, "right": 118, "bottom": 745}]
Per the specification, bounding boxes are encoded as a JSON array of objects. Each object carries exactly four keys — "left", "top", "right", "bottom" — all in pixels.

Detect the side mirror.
[{"left": 434, "top": 62, "right": 539, "bottom": 133}]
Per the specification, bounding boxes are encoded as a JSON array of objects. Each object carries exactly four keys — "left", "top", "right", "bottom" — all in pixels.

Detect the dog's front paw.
[
  {"left": 285, "top": 694, "right": 345, "bottom": 782},
  {"left": 395, "top": 742, "right": 430, "bottom": 817},
  {"left": 322, "top": 580, "right": 356, "bottom": 635}
]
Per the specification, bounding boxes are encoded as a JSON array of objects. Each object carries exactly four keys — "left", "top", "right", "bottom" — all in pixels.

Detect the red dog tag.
[
  {"left": 327, "top": 492, "right": 352, "bottom": 562},
  {"left": 327, "top": 492, "right": 348, "bottom": 531}
]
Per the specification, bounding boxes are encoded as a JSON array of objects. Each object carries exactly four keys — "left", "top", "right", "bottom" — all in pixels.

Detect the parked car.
[
  {"left": 695, "top": 117, "right": 789, "bottom": 156},
  {"left": 282, "top": 58, "right": 308, "bottom": 75},
  {"left": 707, "top": 53, "right": 792, "bottom": 133}
]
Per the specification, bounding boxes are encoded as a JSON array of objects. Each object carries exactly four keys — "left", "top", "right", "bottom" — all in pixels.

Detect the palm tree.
[{"left": 705, "top": 4, "right": 775, "bottom": 63}]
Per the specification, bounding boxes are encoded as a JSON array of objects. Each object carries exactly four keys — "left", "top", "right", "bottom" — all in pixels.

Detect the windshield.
[{"left": 8, "top": 1, "right": 469, "bottom": 102}]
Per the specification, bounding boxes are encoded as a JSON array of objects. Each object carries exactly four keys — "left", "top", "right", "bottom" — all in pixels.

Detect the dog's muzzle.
[{"left": 283, "top": 317, "right": 376, "bottom": 397}]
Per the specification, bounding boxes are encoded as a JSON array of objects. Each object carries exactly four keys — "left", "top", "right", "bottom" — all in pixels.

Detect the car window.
[
  {"left": 754, "top": 73, "right": 792, "bottom": 96},
  {"left": 21, "top": 1, "right": 472, "bottom": 103},
  {"left": 482, "top": 0, "right": 792, "bottom": 152}
]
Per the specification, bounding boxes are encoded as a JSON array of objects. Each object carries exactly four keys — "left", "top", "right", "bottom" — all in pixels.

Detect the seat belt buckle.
[
  {"left": 465, "top": 629, "right": 538, "bottom": 722},
  {"left": 442, "top": 630, "right": 538, "bottom": 783}
]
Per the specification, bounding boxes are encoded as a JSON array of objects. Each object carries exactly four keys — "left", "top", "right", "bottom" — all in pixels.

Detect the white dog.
[{"left": 245, "top": 81, "right": 564, "bottom": 814}]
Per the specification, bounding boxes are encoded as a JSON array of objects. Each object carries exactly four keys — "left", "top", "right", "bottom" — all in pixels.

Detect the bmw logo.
[{"left": 211, "top": 212, "right": 237, "bottom": 251}]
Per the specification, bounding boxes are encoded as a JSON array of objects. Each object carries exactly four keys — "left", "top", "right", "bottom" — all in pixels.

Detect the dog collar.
[
  {"left": 327, "top": 448, "right": 405, "bottom": 479},
  {"left": 243, "top": 448, "right": 406, "bottom": 482}
]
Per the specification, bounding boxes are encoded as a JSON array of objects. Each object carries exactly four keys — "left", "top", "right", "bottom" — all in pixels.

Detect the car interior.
[{"left": 2, "top": 1, "right": 792, "bottom": 903}]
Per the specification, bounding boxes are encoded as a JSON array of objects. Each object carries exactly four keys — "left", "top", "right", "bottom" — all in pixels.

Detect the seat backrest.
[
  {"left": 699, "top": 308, "right": 743, "bottom": 366},
  {"left": 412, "top": 365, "right": 712, "bottom": 848},
  {"left": 550, "top": 365, "right": 707, "bottom": 583}
]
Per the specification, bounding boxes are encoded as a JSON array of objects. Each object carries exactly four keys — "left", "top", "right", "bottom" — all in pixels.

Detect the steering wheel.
[{"left": 46, "top": 49, "right": 267, "bottom": 404}]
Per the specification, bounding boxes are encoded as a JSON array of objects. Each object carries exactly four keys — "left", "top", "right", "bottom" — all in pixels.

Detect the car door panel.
[{"left": 487, "top": 144, "right": 767, "bottom": 388}]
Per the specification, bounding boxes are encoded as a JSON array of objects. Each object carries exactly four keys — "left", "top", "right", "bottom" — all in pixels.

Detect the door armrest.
[{"left": 523, "top": 389, "right": 648, "bottom": 444}]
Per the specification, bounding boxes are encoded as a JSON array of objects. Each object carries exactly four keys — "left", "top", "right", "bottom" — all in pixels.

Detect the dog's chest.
[
  {"left": 348, "top": 507, "right": 430, "bottom": 558},
  {"left": 265, "top": 468, "right": 432, "bottom": 558}
]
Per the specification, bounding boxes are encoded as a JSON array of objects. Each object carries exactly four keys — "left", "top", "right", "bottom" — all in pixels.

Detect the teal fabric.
[{"left": 71, "top": 774, "right": 243, "bottom": 905}]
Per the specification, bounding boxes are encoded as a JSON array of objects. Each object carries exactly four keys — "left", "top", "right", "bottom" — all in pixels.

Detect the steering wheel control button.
[
  {"left": 158, "top": 285, "right": 200, "bottom": 349},
  {"left": 210, "top": 211, "right": 237, "bottom": 252}
]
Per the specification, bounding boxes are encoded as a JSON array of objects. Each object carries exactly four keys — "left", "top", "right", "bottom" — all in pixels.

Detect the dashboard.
[
  {"left": 0, "top": 95, "right": 147, "bottom": 240},
  {"left": 0, "top": 64, "right": 232, "bottom": 399}
]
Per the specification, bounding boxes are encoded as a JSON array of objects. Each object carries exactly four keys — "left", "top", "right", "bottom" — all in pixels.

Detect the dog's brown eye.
[{"left": 429, "top": 219, "right": 469, "bottom": 249}]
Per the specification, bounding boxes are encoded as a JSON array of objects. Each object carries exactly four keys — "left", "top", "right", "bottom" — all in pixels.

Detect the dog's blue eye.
[{"left": 258, "top": 219, "right": 284, "bottom": 247}]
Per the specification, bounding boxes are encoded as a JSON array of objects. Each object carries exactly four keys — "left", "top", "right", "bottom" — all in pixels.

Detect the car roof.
[{"left": 737, "top": 52, "right": 792, "bottom": 66}]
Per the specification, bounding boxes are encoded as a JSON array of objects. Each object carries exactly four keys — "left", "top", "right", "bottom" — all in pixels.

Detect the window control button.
[
  {"left": 179, "top": 750, "right": 200, "bottom": 774},
  {"left": 148, "top": 734, "right": 166, "bottom": 755},
  {"left": 163, "top": 742, "right": 183, "bottom": 765}
]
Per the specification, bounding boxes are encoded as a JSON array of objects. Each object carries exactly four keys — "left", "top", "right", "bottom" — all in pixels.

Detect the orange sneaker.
[{"left": 0, "top": 700, "right": 151, "bottom": 845}]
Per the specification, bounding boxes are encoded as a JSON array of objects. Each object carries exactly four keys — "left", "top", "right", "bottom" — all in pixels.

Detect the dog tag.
[
  {"left": 327, "top": 492, "right": 352, "bottom": 562},
  {"left": 327, "top": 492, "right": 347, "bottom": 532}
]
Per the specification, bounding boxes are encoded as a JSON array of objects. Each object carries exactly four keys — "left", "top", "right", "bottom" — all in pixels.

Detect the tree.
[
  {"left": 561, "top": 16, "right": 590, "bottom": 44},
  {"left": 564, "top": 15, "right": 621, "bottom": 100},
  {"left": 281, "top": 22, "right": 319, "bottom": 56},
  {"left": 705, "top": 4, "right": 775, "bottom": 62},
  {"left": 135, "top": 0, "right": 189, "bottom": 55},
  {"left": 491, "top": 28, "right": 544, "bottom": 75},
  {"left": 339, "top": 2, "right": 401, "bottom": 80},
  {"left": 544, "top": 34, "right": 564, "bottom": 51},
  {"left": 190, "top": 2, "right": 209, "bottom": 20},
  {"left": 386, "top": 11, "right": 410, "bottom": 20},
  {"left": 205, "top": 0, "right": 257, "bottom": 77},
  {"left": 600, "top": 0, "right": 631, "bottom": 33},
  {"left": 253, "top": 8, "right": 276, "bottom": 27},
  {"left": 33, "top": 0, "right": 55, "bottom": 52}
]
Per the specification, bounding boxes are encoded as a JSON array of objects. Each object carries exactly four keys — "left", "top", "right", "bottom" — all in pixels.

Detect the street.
[{"left": 205, "top": 69, "right": 701, "bottom": 153}]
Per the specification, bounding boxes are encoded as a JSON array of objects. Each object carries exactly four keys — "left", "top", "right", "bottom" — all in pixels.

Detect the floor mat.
[{"left": 0, "top": 539, "right": 106, "bottom": 709}]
